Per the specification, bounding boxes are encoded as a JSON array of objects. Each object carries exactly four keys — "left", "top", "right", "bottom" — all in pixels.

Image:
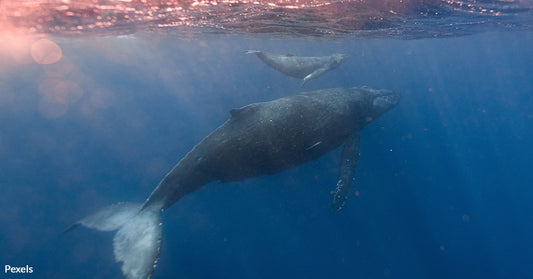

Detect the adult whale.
[
  {"left": 67, "top": 86, "right": 400, "bottom": 279},
  {"left": 246, "top": 50, "right": 347, "bottom": 85}
]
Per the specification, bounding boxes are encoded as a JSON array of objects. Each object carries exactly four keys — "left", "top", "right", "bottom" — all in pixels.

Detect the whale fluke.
[{"left": 66, "top": 202, "right": 163, "bottom": 279}]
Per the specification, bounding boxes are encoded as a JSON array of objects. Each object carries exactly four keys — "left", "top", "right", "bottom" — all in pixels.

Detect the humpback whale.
[
  {"left": 67, "top": 86, "right": 400, "bottom": 279},
  {"left": 246, "top": 50, "right": 347, "bottom": 85}
]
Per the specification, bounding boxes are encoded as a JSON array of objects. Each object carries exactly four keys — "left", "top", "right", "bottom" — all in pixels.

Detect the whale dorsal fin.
[{"left": 230, "top": 104, "right": 258, "bottom": 118}]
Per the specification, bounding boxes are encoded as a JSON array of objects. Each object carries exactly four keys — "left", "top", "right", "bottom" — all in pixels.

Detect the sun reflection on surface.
[
  {"left": 0, "top": 0, "right": 527, "bottom": 38},
  {"left": 0, "top": 31, "right": 35, "bottom": 65}
]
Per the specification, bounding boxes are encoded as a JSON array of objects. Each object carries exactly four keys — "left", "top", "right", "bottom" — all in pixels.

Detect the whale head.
[
  {"left": 331, "top": 53, "right": 348, "bottom": 66},
  {"left": 351, "top": 86, "right": 400, "bottom": 123},
  {"left": 371, "top": 90, "right": 401, "bottom": 115}
]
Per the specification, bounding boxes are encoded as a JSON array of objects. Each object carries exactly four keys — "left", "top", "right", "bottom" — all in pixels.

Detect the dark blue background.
[{"left": 1, "top": 31, "right": 532, "bottom": 279}]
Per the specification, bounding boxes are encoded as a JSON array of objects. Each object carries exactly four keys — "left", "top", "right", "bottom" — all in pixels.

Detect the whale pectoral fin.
[
  {"left": 244, "top": 50, "right": 261, "bottom": 55},
  {"left": 332, "top": 131, "right": 361, "bottom": 211},
  {"left": 303, "top": 67, "right": 329, "bottom": 85}
]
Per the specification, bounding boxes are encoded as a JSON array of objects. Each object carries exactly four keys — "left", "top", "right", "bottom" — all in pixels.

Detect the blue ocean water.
[{"left": 1, "top": 15, "right": 533, "bottom": 279}]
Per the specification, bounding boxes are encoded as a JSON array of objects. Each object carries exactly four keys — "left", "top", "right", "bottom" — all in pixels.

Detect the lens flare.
[{"left": 30, "top": 39, "right": 63, "bottom": 64}]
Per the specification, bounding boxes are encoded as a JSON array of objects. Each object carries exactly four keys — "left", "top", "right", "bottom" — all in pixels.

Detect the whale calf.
[
  {"left": 67, "top": 86, "right": 400, "bottom": 279},
  {"left": 246, "top": 50, "right": 347, "bottom": 85}
]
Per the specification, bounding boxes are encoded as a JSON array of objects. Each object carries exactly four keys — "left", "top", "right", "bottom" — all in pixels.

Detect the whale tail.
[{"left": 65, "top": 202, "right": 163, "bottom": 279}]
